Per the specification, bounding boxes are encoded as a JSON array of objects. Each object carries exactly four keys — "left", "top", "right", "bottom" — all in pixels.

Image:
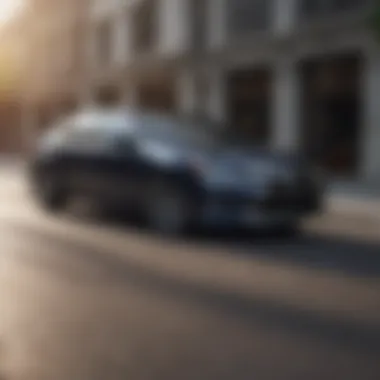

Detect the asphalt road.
[{"left": 0, "top": 168, "right": 380, "bottom": 380}]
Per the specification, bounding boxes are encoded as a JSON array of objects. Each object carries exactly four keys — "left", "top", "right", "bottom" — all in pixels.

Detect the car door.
[
  {"left": 100, "top": 127, "right": 144, "bottom": 208},
  {"left": 76, "top": 112, "right": 140, "bottom": 209},
  {"left": 56, "top": 117, "right": 89, "bottom": 195},
  {"left": 64, "top": 114, "right": 108, "bottom": 199}
]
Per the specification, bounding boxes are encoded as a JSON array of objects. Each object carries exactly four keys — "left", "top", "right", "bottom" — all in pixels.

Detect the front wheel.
[
  {"left": 145, "top": 183, "right": 192, "bottom": 236},
  {"left": 274, "top": 222, "right": 301, "bottom": 238}
]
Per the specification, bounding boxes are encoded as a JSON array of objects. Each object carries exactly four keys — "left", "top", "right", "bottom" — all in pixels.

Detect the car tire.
[
  {"left": 34, "top": 171, "right": 68, "bottom": 212},
  {"left": 276, "top": 223, "right": 301, "bottom": 238},
  {"left": 145, "top": 182, "right": 191, "bottom": 236}
]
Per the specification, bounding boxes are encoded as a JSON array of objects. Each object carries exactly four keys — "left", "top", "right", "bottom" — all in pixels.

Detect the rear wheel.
[
  {"left": 145, "top": 182, "right": 192, "bottom": 236},
  {"left": 33, "top": 171, "right": 68, "bottom": 212}
]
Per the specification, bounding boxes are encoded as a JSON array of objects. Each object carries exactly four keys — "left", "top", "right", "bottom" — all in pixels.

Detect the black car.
[{"left": 29, "top": 108, "right": 323, "bottom": 235}]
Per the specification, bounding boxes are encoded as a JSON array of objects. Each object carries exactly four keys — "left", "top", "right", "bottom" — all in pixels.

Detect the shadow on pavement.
[
  {"left": 195, "top": 229, "right": 380, "bottom": 278},
  {"left": 9, "top": 221, "right": 380, "bottom": 357},
  {"left": 96, "top": 211, "right": 380, "bottom": 279}
]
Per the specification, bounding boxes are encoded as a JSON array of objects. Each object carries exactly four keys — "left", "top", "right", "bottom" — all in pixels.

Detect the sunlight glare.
[{"left": 0, "top": 0, "right": 22, "bottom": 24}]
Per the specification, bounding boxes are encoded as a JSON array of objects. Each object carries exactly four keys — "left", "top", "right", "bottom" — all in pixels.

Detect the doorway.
[
  {"left": 137, "top": 75, "right": 176, "bottom": 112},
  {"left": 226, "top": 68, "right": 272, "bottom": 146},
  {"left": 300, "top": 53, "right": 362, "bottom": 177},
  {"left": 95, "top": 85, "right": 122, "bottom": 106}
]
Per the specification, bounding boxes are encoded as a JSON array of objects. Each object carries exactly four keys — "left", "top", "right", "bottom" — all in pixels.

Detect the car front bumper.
[{"left": 197, "top": 186, "right": 322, "bottom": 229}]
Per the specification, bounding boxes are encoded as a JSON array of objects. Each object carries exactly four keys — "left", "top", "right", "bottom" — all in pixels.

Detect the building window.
[
  {"left": 299, "top": 0, "right": 373, "bottom": 19},
  {"left": 226, "top": 68, "right": 272, "bottom": 146},
  {"left": 131, "top": 0, "right": 158, "bottom": 53},
  {"left": 95, "top": 85, "right": 121, "bottom": 106},
  {"left": 189, "top": 0, "right": 207, "bottom": 52},
  {"left": 226, "top": 0, "right": 271, "bottom": 37},
  {"left": 95, "top": 20, "right": 112, "bottom": 67}
]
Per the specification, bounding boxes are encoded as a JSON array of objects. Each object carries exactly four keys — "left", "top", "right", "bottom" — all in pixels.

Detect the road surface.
[{"left": 0, "top": 167, "right": 380, "bottom": 380}]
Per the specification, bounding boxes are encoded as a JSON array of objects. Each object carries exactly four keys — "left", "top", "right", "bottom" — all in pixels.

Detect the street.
[{"left": 0, "top": 167, "right": 380, "bottom": 380}]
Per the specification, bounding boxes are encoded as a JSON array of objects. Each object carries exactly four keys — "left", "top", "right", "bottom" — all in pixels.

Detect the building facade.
[
  {"left": 22, "top": 0, "right": 380, "bottom": 187},
  {"left": 22, "top": 0, "right": 89, "bottom": 151},
  {"left": 0, "top": 10, "right": 26, "bottom": 153}
]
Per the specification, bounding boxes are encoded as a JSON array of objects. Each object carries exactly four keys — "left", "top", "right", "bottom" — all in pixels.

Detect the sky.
[{"left": 0, "top": 0, "right": 23, "bottom": 25}]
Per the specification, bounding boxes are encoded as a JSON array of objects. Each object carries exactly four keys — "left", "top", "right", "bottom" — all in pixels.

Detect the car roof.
[
  {"left": 59, "top": 107, "right": 223, "bottom": 138},
  {"left": 57, "top": 106, "right": 137, "bottom": 133},
  {"left": 76, "top": 106, "right": 136, "bottom": 122}
]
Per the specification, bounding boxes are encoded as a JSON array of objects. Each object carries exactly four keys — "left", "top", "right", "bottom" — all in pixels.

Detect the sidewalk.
[
  {"left": 327, "top": 182, "right": 380, "bottom": 225},
  {"left": 0, "top": 155, "right": 26, "bottom": 170},
  {"left": 328, "top": 196, "right": 380, "bottom": 223}
]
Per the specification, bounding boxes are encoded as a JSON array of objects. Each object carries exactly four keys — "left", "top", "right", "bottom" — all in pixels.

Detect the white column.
[
  {"left": 114, "top": 3, "right": 134, "bottom": 66},
  {"left": 361, "top": 47, "right": 380, "bottom": 184},
  {"left": 84, "top": 21, "right": 98, "bottom": 73},
  {"left": 273, "top": 0, "right": 298, "bottom": 37},
  {"left": 177, "top": 69, "right": 197, "bottom": 114},
  {"left": 207, "top": 69, "right": 226, "bottom": 123},
  {"left": 79, "top": 84, "right": 94, "bottom": 107},
  {"left": 113, "top": 11, "right": 129, "bottom": 66},
  {"left": 208, "top": 0, "right": 227, "bottom": 49},
  {"left": 81, "top": 13, "right": 97, "bottom": 107},
  {"left": 272, "top": 0, "right": 299, "bottom": 150},
  {"left": 123, "top": 82, "right": 138, "bottom": 109},
  {"left": 158, "top": 0, "right": 190, "bottom": 55},
  {"left": 272, "top": 57, "right": 300, "bottom": 151}
]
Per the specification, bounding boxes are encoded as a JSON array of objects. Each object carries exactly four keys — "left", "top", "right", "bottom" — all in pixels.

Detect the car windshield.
[{"left": 137, "top": 114, "right": 225, "bottom": 150}]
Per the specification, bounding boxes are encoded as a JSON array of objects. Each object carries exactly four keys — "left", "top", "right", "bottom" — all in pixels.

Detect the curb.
[{"left": 327, "top": 196, "right": 380, "bottom": 224}]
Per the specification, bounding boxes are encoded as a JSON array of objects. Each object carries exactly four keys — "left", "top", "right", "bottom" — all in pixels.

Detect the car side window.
[
  {"left": 60, "top": 111, "right": 137, "bottom": 154},
  {"left": 66, "top": 115, "right": 110, "bottom": 152},
  {"left": 69, "top": 129, "right": 107, "bottom": 151},
  {"left": 110, "top": 130, "right": 137, "bottom": 156},
  {"left": 39, "top": 117, "right": 75, "bottom": 152},
  {"left": 106, "top": 115, "right": 138, "bottom": 155}
]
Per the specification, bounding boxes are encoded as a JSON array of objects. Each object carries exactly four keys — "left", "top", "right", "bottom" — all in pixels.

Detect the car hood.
[
  {"left": 196, "top": 145, "right": 306, "bottom": 194},
  {"left": 139, "top": 140, "right": 304, "bottom": 183}
]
